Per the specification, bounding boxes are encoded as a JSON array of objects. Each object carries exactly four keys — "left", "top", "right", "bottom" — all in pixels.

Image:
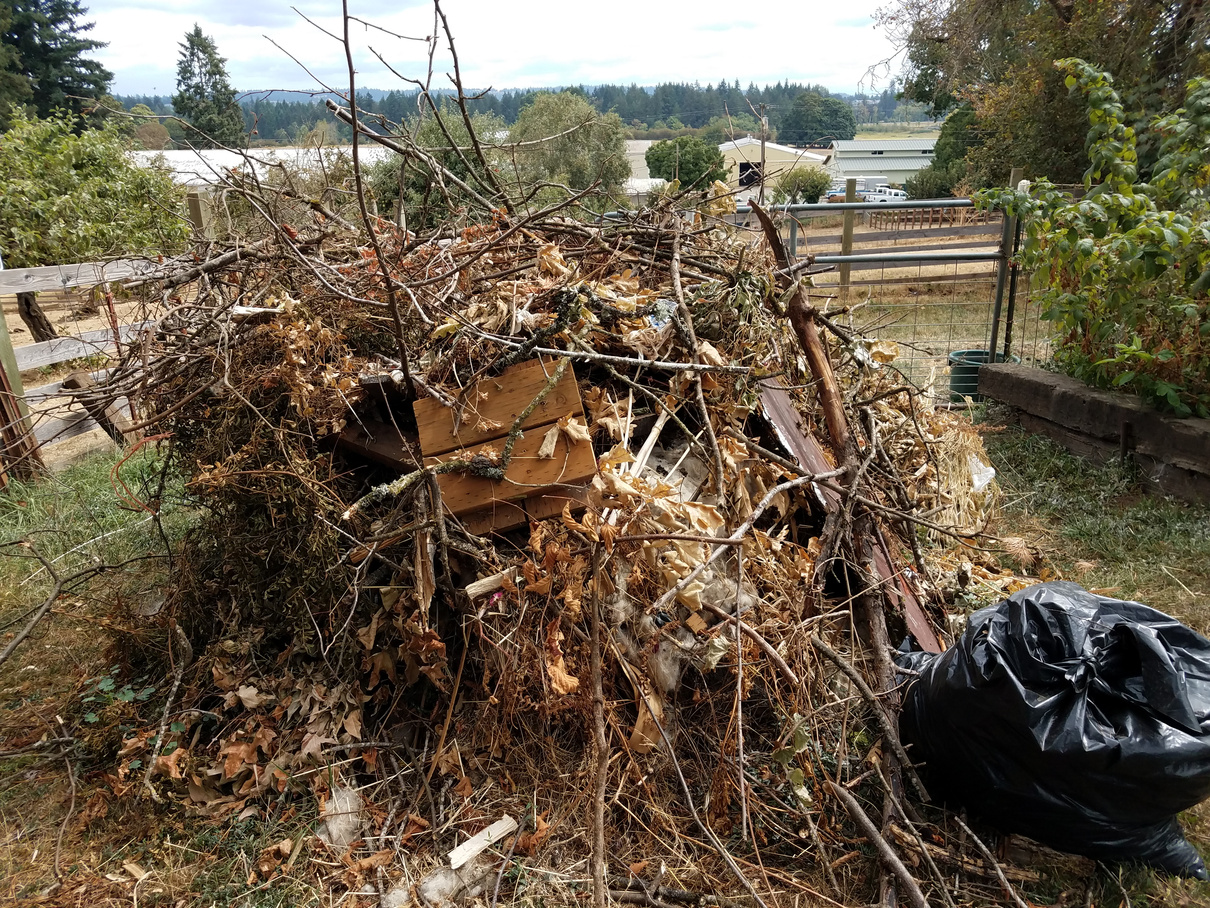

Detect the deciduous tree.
[
  {"left": 771, "top": 166, "right": 832, "bottom": 204},
  {"left": 645, "top": 136, "right": 727, "bottom": 188},
  {"left": 507, "top": 92, "right": 629, "bottom": 204},
  {"left": 880, "top": 0, "right": 1210, "bottom": 183},
  {"left": 777, "top": 92, "right": 857, "bottom": 144},
  {"left": 172, "top": 24, "right": 245, "bottom": 149}
]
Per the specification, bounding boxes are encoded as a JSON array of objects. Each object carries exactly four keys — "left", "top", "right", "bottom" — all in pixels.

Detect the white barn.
[{"left": 828, "top": 139, "right": 936, "bottom": 188}]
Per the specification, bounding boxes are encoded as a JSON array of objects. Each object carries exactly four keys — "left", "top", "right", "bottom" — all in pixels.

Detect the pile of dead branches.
[{"left": 16, "top": 94, "right": 1057, "bottom": 907}]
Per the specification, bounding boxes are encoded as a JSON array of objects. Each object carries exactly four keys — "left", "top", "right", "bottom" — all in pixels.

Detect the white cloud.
[{"left": 84, "top": 0, "right": 899, "bottom": 97}]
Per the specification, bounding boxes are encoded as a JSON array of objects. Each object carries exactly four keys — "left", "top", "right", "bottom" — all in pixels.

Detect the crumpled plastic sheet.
[{"left": 899, "top": 581, "right": 1210, "bottom": 878}]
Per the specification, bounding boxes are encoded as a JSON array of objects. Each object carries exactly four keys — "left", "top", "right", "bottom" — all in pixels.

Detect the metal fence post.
[
  {"left": 839, "top": 178, "right": 856, "bottom": 294},
  {"left": 788, "top": 217, "right": 798, "bottom": 263},
  {"left": 987, "top": 166, "right": 1024, "bottom": 363}
]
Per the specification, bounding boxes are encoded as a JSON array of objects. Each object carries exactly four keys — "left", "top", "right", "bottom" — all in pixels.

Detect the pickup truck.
[{"left": 867, "top": 187, "right": 907, "bottom": 203}]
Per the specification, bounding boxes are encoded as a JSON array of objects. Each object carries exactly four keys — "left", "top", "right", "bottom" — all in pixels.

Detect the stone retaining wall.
[{"left": 978, "top": 364, "right": 1210, "bottom": 504}]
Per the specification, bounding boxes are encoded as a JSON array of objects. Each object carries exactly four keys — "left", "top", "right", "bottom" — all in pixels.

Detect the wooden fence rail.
[{"left": 0, "top": 259, "right": 155, "bottom": 477}]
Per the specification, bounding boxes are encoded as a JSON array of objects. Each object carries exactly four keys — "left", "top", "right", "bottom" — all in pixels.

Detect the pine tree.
[
  {"left": 172, "top": 24, "right": 245, "bottom": 149},
  {"left": 0, "top": 1, "right": 112, "bottom": 128}
]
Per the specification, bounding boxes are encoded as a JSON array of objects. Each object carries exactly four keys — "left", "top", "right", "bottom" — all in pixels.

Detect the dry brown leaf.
[
  {"left": 544, "top": 618, "right": 580, "bottom": 695},
  {"left": 398, "top": 813, "right": 430, "bottom": 847},
  {"left": 516, "top": 812, "right": 551, "bottom": 855},
  {"left": 236, "top": 685, "right": 272, "bottom": 709},
  {"left": 155, "top": 746, "right": 188, "bottom": 780},
  {"left": 558, "top": 414, "right": 592, "bottom": 445},
  {"left": 345, "top": 849, "right": 394, "bottom": 874},
  {"left": 454, "top": 774, "right": 474, "bottom": 799},
  {"left": 356, "top": 612, "right": 379, "bottom": 651},
  {"left": 522, "top": 560, "right": 553, "bottom": 596},
  {"left": 869, "top": 340, "right": 900, "bottom": 363},
  {"left": 537, "top": 424, "right": 560, "bottom": 459}
]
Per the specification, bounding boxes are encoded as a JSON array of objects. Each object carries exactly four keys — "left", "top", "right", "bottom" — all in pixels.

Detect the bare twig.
[
  {"left": 810, "top": 635, "right": 929, "bottom": 802},
  {"left": 826, "top": 780, "right": 930, "bottom": 908}
]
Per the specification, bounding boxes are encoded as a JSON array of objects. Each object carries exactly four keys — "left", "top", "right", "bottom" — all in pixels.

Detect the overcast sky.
[{"left": 84, "top": 0, "right": 901, "bottom": 100}]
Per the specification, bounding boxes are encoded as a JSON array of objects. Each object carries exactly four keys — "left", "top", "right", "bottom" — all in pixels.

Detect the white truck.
[{"left": 867, "top": 186, "right": 907, "bottom": 203}]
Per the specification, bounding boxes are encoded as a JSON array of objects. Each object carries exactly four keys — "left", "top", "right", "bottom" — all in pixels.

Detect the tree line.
[{"left": 112, "top": 80, "right": 920, "bottom": 149}]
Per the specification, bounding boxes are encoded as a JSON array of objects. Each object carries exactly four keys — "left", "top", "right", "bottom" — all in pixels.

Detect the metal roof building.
[
  {"left": 828, "top": 139, "right": 936, "bottom": 188},
  {"left": 718, "top": 136, "right": 829, "bottom": 200}
]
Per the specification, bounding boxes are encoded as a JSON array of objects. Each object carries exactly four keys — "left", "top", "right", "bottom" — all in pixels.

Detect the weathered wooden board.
[
  {"left": 759, "top": 383, "right": 943, "bottom": 653},
  {"left": 337, "top": 418, "right": 420, "bottom": 469},
  {"left": 0, "top": 260, "right": 161, "bottom": 296},
  {"left": 62, "top": 371, "right": 140, "bottom": 445},
  {"left": 424, "top": 424, "right": 597, "bottom": 518},
  {"left": 414, "top": 358, "right": 585, "bottom": 457},
  {"left": 459, "top": 488, "right": 590, "bottom": 536},
  {"left": 14, "top": 324, "right": 148, "bottom": 372}
]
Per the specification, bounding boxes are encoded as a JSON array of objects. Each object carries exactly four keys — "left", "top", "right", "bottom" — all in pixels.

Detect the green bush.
[
  {"left": 0, "top": 110, "right": 188, "bottom": 268},
  {"left": 645, "top": 136, "right": 727, "bottom": 188},
  {"left": 979, "top": 60, "right": 1210, "bottom": 418},
  {"left": 771, "top": 166, "right": 832, "bottom": 204}
]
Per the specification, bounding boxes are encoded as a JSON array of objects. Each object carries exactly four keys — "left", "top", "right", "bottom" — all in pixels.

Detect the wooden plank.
[
  {"left": 336, "top": 418, "right": 420, "bottom": 469},
  {"left": 759, "top": 384, "right": 941, "bottom": 653},
  {"left": 0, "top": 296, "right": 27, "bottom": 410},
  {"left": 32, "top": 412, "right": 100, "bottom": 446},
  {"left": 0, "top": 260, "right": 161, "bottom": 296},
  {"left": 425, "top": 423, "right": 597, "bottom": 518},
  {"left": 414, "top": 358, "right": 585, "bottom": 457},
  {"left": 448, "top": 815, "right": 518, "bottom": 870},
  {"left": 459, "top": 487, "right": 590, "bottom": 536},
  {"left": 14, "top": 323, "right": 147, "bottom": 372},
  {"left": 0, "top": 307, "right": 42, "bottom": 481}
]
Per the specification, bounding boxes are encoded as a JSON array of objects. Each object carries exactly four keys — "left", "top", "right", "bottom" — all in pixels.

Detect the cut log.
[
  {"left": 16, "top": 292, "right": 58, "bottom": 343},
  {"left": 61, "top": 371, "right": 141, "bottom": 445}
]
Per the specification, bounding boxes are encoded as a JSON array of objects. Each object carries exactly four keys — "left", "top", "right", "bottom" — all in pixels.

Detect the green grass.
[
  {"left": 0, "top": 445, "right": 194, "bottom": 613},
  {"left": 978, "top": 410, "right": 1210, "bottom": 630}
]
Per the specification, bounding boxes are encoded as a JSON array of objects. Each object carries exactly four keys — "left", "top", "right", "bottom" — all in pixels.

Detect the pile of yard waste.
[{"left": 39, "top": 157, "right": 1080, "bottom": 907}]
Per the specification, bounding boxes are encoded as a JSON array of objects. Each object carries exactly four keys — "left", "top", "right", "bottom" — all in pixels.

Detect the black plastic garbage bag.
[{"left": 899, "top": 581, "right": 1210, "bottom": 879}]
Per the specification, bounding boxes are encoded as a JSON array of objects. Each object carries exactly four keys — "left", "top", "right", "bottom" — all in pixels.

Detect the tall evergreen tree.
[
  {"left": 0, "top": 0, "right": 112, "bottom": 128},
  {"left": 172, "top": 24, "right": 245, "bottom": 149}
]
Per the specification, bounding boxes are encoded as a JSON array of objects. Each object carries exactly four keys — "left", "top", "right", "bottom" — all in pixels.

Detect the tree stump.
[{"left": 16, "top": 292, "right": 58, "bottom": 343}]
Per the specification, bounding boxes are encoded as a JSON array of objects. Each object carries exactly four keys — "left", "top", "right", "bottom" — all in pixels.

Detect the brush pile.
[{"left": 51, "top": 138, "right": 1060, "bottom": 907}]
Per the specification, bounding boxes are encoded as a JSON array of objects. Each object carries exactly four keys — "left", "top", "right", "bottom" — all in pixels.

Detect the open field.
[{"left": 853, "top": 122, "right": 942, "bottom": 140}]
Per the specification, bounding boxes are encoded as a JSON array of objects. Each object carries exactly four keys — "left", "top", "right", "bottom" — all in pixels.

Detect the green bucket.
[{"left": 948, "top": 349, "right": 1019, "bottom": 401}]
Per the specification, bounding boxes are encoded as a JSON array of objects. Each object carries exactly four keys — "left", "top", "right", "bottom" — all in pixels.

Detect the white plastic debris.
[
  {"left": 968, "top": 454, "right": 997, "bottom": 493},
  {"left": 315, "top": 785, "right": 363, "bottom": 849}
]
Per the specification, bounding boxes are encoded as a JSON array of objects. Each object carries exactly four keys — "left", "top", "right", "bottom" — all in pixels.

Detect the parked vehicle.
[{"left": 868, "top": 187, "right": 907, "bottom": 203}]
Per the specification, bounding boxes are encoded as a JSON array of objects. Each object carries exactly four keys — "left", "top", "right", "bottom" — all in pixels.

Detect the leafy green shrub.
[
  {"left": 771, "top": 165, "right": 832, "bottom": 204},
  {"left": 0, "top": 110, "right": 189, "bottom": 268},
  {"left": 905, "top": 160, "right": 962, "bottom": 199},
  {"left": 645, "top": 136, "right": 727, "bottom": 188},
  {"left": 980, "top": 59, "right": 1210, "bottom": 417}
]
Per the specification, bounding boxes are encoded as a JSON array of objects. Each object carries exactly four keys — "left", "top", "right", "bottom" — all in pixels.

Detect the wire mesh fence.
[{"left": 725, "top": 202, "right": 1053, "bottom": 401}]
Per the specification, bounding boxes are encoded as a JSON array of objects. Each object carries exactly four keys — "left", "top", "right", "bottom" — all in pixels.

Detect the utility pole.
[{"left": 757, "top": 103, "right": 767, "bottom": 207}]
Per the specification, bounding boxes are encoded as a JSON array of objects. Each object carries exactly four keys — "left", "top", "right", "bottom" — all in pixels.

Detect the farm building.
[
  {"left": 827, "top": 138, "right": 936, "bottom": 188},
  {"left": 718, "top": 136, "right": 829, "bottom": 198}
]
